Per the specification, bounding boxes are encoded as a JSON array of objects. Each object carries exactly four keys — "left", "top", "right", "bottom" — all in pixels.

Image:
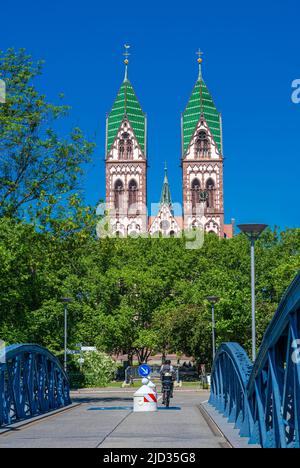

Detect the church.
[{"left": 105, "top": 47, "right": 234, "bottom": 239}]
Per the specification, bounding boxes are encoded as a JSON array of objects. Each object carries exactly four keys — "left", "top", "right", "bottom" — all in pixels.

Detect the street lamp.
[
  {"left": 206, "top": 296, "right": 220, "bottom": 362},
  {"left": 238, "top": 224, "right": 268, "bottom": 362},
  {"left": 61, "top": 297, "right": 72, "bottom": 373}
]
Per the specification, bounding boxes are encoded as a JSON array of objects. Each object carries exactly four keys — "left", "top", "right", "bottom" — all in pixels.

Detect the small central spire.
[
  {"left": 196, "top": 48, "right": 203, "bottom": 80},
  {"left": 123, "top": 44, "right": 130, "bottom": 81},
  {"left": 160, "top": 163, "right": 172, "bottom": 207},
  {"left": 164, "top": 161, "right": 168, "bottom": 179}
]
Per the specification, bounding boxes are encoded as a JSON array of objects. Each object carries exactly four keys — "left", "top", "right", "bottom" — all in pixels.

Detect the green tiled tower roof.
[
  {"left": 107, "top": 78, "right": 146, "bottom": 154},
  {"left": 182, "top": 77, "right": 222, "bottom": 155}
]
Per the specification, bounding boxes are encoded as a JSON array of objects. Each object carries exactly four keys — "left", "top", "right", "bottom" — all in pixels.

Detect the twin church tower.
[{"left": 105, "top": 47, "right": 234, "bottom": 238}]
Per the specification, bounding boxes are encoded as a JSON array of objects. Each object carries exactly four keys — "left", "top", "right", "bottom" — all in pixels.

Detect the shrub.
[{"left": 79, "top": 351, "right": 118, "bottom": 387}]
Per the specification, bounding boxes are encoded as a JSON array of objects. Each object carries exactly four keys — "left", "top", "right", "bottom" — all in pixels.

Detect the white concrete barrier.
[{"left": 133, "top": 378, "right": 158, "bottom": 412}]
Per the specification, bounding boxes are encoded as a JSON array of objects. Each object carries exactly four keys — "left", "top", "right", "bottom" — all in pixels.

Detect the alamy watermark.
[
  {"left": 0, "top": 79, "right": 5, "bottom": 103},
  {"left": 292, "top": 339, "right": 300, "bottom": 364},
  {"left": 291, "top": 79, "right": 300, "bottom": 104},
  {"left": 0, "top": 340, "right": 6, "bottom": 364},
  {"left": 96, "top": 201, "right": 206, "bottom": 250}
]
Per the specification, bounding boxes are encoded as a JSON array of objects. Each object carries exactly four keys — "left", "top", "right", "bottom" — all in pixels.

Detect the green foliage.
[
  {"left": 0, "top": 216, "right": 299, "bottom": 369},
  {"left": 73, "top": 351, "right": 118, "bottom": 388},
  {"left": 0, "top": 48, "right": 94, "bottom": 219}
]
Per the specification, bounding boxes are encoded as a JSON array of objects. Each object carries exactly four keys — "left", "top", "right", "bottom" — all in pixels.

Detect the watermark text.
[
  {"left": 291, "top": 79, "right": 300, "bottom": 104},
  {"left": 0, "top": 340, "right": 6, "bottom": 364},
  {"left": 0, "top": 79, "right": 5, "bottom": 103}
]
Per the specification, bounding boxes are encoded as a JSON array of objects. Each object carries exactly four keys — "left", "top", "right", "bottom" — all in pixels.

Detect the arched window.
[
  {"left": 206, "top": 178, "right": 215, "bottom": 208},
  {"left": 118, "top": 140, "right": 125, "bottom": 159},
  {"left": 195, "top": 130, "right": 210, "bottom": 158},
  {"left": 126, "top": 140, "right": 133, "bottom": 159},
  {"left": 128, "top": 179, "right": 138, "bottom": 209},
  {"left": 118, "top": 132, "right": 133, "bottom": 160},
  {"left": 114, "top": 179, "right": 124, "bottom": 211},
  {"left": 191, "top": 178, "right": 201, "bottom": 213}
]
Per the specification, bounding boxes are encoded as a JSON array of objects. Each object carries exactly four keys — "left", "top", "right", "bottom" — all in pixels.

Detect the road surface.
[{"left": 0, "top": 390, "right": 230, "bottom": 448}]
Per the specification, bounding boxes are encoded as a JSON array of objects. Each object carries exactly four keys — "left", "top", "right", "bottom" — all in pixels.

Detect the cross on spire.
[
  {"left": 196, "top": 48, "right": 204, "bottom": 80},
  {"left": 123, "top": 44, "right": 130, "bottom": 81},
  {"left": 123, "top": 44, "right": 130, "bottom": 61},
  {"left": 196, "top": 49, "right": 203, "bottom": 60}
]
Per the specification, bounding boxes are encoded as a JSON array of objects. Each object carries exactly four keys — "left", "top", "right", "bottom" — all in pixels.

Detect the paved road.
[{"left": 0, "top": 390, "right": 230, "bottom": 448}]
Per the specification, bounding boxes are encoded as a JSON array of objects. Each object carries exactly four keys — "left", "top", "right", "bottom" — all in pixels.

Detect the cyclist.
[{"left": 160, "top": 360, "right": 176, "bottom": 403}]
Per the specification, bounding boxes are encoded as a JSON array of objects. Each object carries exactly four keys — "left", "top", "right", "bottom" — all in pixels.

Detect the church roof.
[
  {"left": 107, "top": 78, "right": 146, "bottom": 153},
  {"left": 182, "top": 77, "right": 222, "bottom": 155},
  {"left": 160, "top": 165, "right": 172, "bottom": 207}
]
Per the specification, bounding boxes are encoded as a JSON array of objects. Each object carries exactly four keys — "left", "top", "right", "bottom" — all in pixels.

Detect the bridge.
[
  {"left": 1, "top": 271, "right": 300, "bottom": 448},
  {"left": 209, "top": 269, "right": 300, "bottom": 448}
]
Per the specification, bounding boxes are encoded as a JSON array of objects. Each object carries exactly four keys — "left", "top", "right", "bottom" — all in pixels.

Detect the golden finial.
[
  {"left": 196, "top": 48, "right": 203, "bottom": 63},
  {"left": 124, "top": 44, "right": 130, "bottom": 64},
  {"left": 123, "top": 44, "right": 130, "bottom": 80},
  {"left": 196, "top": 49, "right": 203, "bottom": 79}
]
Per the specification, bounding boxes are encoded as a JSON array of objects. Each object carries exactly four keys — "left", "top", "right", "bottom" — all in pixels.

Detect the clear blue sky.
[{"left": 1, "top": 0, "right": 299, "bottom": 228}]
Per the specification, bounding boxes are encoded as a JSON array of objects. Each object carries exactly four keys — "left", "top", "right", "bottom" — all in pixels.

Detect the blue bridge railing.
[
  {"left": 0, "top": 344, "right": 71, "bottom": 427},
  {"left": 209, "top": 270, "right": 300, "bottom": 448}
]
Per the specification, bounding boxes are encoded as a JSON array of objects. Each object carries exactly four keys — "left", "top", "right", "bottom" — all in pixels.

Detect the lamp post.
[
  {"left": 61, "top": 297, "right": 72, "bottom": 373},
  {"left": 206, "top": 296, "right": 220, "bottom": 362},
  {"left": 238, "top": 224, "right": 268, "bottom": 362}
]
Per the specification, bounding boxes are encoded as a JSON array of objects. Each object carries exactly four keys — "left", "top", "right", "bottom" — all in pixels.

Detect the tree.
[
  {"left": 0, "top": 48, "right": 94, "bottom": 219},
  {"left": 0, "top": 209, "right": 299, "bottom": 369}
]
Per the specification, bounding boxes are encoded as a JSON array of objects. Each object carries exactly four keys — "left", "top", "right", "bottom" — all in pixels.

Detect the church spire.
[
  {"left": 196, "top": 49, "right": 204, "bottom": 115},
  {"left": 182, "top": 50, "right": 222, "bottom": 155},
  {"left": 123, "top": 44, "right": 130, "bottom": 82},
  {"left": 160, "top": 163, "right": 172, "bottom": 207},
  {"left": 106, "top": 45, "right": 146, "bottom": 154},
  {"left": 196, "top": 48, "right": 203, "bottom": 81}
]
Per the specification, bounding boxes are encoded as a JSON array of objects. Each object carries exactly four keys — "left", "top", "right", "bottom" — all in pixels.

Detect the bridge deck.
[{"left": 0, "top": 391, "right": 230, "bottom": 448}]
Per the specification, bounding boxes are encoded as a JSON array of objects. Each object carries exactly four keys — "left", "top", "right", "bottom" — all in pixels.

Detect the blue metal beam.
[
  {"left": 209, "top": 270, "right": 300, "bottom": 448},
  {"left": 0, "top": 344, "right": 71, "bottom": 427}
]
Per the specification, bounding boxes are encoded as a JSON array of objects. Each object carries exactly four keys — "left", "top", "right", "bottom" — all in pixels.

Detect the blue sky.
[{"left": 1, "top": 0, "right": 299, "bottom": 228}]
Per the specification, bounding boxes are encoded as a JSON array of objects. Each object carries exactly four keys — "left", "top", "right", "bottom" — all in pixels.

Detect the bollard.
[
  {"left": 148, "top": 380, "right": 157, "bottom": 395},
  {"left": 133, "top": 378, "right": 158, "bottom": 412}
]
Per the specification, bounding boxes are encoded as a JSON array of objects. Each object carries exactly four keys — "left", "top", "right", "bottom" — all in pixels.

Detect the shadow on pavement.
[{"left": 71, "top": 396, "right": 133, "bottom": 404}]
